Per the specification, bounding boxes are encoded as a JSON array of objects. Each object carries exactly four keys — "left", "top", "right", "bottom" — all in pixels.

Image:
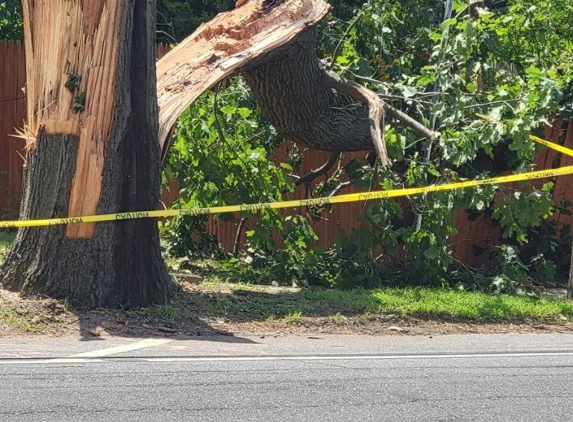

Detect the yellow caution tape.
[
  {"left": 476, "top": 114, "right": 573, "bottom": 157},
  {"left": 1, "top": 164, "right": 572, "bottom": 229},
  {"left": 0, "top": 115, "right": 570, "bottom": 229}
]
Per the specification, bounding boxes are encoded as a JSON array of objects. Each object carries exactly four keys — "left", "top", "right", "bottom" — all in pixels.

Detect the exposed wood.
[
  {"left": 21, "top": 0, "right": 126, "bottom": 238},
  {"left": 156, "top": 0, "right": 330, "bottom": 153}
]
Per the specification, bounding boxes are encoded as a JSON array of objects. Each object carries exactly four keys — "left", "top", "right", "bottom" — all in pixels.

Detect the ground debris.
[{"left": 1, "top": 283, "right": 573, "bottom": 339}]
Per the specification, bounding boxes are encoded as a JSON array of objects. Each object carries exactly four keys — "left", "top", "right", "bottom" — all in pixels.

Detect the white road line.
[
  {"left": 66, "top": 338, "right": 173, "bottom": 358},
  {"left": 39, "top": 358, "right": 104, "bottom": 364},
  {"left": 143, "top": 351, "right": 573, "bottom": 363},
  {"left": 1, "top": 350, "right": 573, "bottom": 365}
]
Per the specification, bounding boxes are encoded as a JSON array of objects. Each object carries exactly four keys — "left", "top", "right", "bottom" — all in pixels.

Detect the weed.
[
  {"left": 329, "top": 313, "right": 346, "bottom": 324},
  {"left": 151, "top": 304, "right": 180, "bottom": 322},
  {"left": 285, "top": 310, "right": 303, "bottom": 323}
]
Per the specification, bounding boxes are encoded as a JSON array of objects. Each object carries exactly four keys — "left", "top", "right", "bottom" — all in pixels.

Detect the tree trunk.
[
  {"left": 0, "top": 0, "right": 173, "bottom": 308},
  {"left": 567, "top": 244, "right": 573, "bottom": 300}
]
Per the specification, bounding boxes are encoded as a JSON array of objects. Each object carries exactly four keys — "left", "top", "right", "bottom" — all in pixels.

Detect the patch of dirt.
[
  {"left": 215, "top": 318, "right": 573, "bottom": 337},
  {"left": 0, "top": 289, "right": 80, "bottom": 338},
  {"left": 1, "top": 285, "right": 573, "bottom": 339}
]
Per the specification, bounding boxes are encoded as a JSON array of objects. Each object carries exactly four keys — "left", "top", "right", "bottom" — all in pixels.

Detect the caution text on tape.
[{"left": 1, "top": 164, "right": 572, "bottom": 229}]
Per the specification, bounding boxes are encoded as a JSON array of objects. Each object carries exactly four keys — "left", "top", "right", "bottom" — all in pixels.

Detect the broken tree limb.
[
  {"left": 156, "top": 0, "right": 393, "bottom": 165},
  {"left": 294, "top": 152, "right": 341, "bottom": 187},
  {"left": 323, "top": 70, "right": 388, "bottom": 166},
  {"left": 385, "top": 103, "right": 438, "bottom": 141},
  {"left": 156, "top": 0, "right": 435, "bottom": 166},
  {"left": 241, "top": 27, "right": 388, "bottom": 162},
  {"left": 156, "top": 0, "right": 330, "bottom": 154}
]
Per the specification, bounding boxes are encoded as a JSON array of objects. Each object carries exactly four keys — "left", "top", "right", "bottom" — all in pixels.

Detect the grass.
[
  {"left": 1, "top": 235, "right": 573, "bottom": 330},
  {"left": 285, "top": 310, "right": 303, "bottom": 323},
  {"left": 0, "top": 304, "right": 34, "bottom": 332},
  {"left": 179, "top": 281, "right": 573, "bottom": 324},
  {"left": 0, "top": 302, "right": 65, "bottom": 333},
  {"left": 329, "top": 313, "right": 346, "bottom": 324},
  {"left": 141, "top": 304, "right": 181, "bottom": 322},
  {"left": 179, "top": 260, "right": 573, "bottom": 324}
]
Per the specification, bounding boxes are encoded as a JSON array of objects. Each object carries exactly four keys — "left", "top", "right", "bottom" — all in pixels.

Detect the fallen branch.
[
  {"left": 323, "top": 71, "right": 388, "bottom": 166},
  {"left": 385, "top": 103, "right": 438, "bottom": 141},
  {"left": 156, "top": 0, "right": 330, "bottom": 155},
  {"left": 294, "top": 153, "right": 340, "bottom": 186}
]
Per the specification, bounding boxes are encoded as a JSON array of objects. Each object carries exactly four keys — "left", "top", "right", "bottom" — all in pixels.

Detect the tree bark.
[
  {"left": 242, "top": 28, "right": 388, "bottom": 163},
  {"left": 0, "top": 0, "right": 173, "bottom": 308},
  {"left": 567, "top": 244, "right": 573, "bottom": 300}
]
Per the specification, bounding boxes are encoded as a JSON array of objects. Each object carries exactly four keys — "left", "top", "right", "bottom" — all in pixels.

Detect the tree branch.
[
  {"left": 324, "top": 71, "right": 389, "bottom": 166},
  {"left": 294, "top": 152, "right": 340, "bottom": 186},
  {"left": 329, "top": 181, "right": 351, "bottom": 197},
  {"left": 233, "top": 218, "right": 247, "bottom": 256},
  {"left": 385, "top": 103, "right": 438, "bottom": 141}
]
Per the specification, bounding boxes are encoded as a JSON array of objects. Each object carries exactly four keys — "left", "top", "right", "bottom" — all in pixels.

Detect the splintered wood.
[
  {"left": 21, "top": 0, "right": 125, "bottom": 238},
  {"left": 156, "top": 0, "right": 330, "bottom": 154}
]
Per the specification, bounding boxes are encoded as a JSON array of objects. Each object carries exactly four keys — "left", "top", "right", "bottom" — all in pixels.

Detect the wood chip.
[
  {"left": 388, "top": 326, "right": 407, "bottom": 332},
  {"left": 158, "top": 326, "right": 178, "bottom": 333}
]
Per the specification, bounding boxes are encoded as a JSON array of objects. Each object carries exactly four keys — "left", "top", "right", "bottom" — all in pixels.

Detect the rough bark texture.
[
  {"left": 1, "top": 0, "right": 173, "bottom": 308},
  {"left": 242, "top": 28, "right": 384, "bottom": 157}
]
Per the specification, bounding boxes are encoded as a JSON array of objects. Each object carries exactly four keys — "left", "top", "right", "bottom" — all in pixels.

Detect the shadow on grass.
[
  {"left": 69, "top": 285, "right": 368, "bottom": 341},
  {"left": 68, "top": 281, "right": 573, "bottom": 341},
  {"left": 3, "top": 262, "right": 573, "bottom": 340}
]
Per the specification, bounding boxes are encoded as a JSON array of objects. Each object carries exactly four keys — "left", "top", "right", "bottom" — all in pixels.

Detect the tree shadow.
[
  {"left": 70, "top": 283, "right": 352, "bottom": 341},
  {"left": 2, "top": 272, "right": 567, "bottom": 342},
  {"left": 69, "top": 280, "right": 568, "bottom": 341}
]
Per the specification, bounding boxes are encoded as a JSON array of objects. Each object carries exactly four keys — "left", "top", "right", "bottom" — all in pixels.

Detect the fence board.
[{"left": 0, "top": 42, "right": 26, "bottom": 216}]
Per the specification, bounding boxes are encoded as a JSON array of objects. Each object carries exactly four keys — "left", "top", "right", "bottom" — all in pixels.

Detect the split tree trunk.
[
  {"left": 0, "top": 0, "right": 173, "bottom": 308},
  {"left": 156, "top": 0, "right": 435, "bottom": 165},
  {"left": 156, "top": 0, "right": 386, "bottom": 165},
  {"left": 156, "top": 0, "right": 331, "bottom": 158}
]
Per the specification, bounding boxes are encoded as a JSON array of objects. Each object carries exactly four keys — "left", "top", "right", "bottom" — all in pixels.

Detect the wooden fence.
[
  {"left": 196, "top": 123, "right": 573, "bottom": 265},
  {"left": 0, "top": 42, "right": 26, "bottom": 216},
  {"left": 2, "top": 41, "right": 573, "bottom": 265}
]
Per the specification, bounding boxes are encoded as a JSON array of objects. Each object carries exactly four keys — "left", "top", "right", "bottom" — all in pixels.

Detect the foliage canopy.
[
  {"left": 0, "top": 0, "right": 22, "bottom": 41},
  {"left": 163, "top": 0, "right": 573, "bottom": 294}
]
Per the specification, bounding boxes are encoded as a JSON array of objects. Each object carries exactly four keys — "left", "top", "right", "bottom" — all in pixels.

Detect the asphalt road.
[{"left": 1, "top": 334, "right": 573, "bottom": 421}]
